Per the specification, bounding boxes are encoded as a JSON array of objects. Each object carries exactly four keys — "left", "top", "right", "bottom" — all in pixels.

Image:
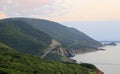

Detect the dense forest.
[{"left": 0, "top": 42, "right": 97, "bottom": 74}]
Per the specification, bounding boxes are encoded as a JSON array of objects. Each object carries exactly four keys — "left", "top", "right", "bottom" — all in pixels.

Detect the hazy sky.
[
  {"left": 0, "top": 0, "right": 120, "bottom": 21},
  {"left": 62, "top": 21, "right": 120, "bottom": 41},
  {"left": 0, "top": 0, "right": 120, "bottom": 40}
]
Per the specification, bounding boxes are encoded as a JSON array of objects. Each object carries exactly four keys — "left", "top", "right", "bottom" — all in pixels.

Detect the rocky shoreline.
[
  {"left": 68, "top": 48, "right": 105, "bottom": 74},
  {"left": 73, "top": 48, "right": 104, "bottom": 54},
  {"left": 96, "top": 70, "right": 104, "bottom": 74},
  {"left": 44, "top": 45, "right": 105, "bottom": 74}
]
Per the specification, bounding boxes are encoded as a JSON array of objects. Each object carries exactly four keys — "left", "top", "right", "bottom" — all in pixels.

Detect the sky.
[
  {"left": 1, "top": 0, "right": 120, "bottom": 21},
  {"left": 62, "top": 21, "right": 120, "bottom": 41},
  {"left": 0, "top": 0, "right": 120, "bottom": 41}
]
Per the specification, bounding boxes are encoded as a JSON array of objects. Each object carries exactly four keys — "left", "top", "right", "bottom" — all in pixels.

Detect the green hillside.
[
  {"left": 0, "top": 42, "right": 97, "bottom": 74},
  {"left": 0, "top": 18, "right": 102, "bottom": 62},
  {"left": 7, "top": 18, "right": 102, "bottom": 49},
  {"left": 0, "top": 20, "right": 52, "bottom": 56}
]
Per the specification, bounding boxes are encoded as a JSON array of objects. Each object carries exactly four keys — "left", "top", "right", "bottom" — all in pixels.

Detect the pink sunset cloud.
[
  {"left": 0, "top": 13, "right": 7, "bottom": 19},
  {"left": 0, "top": 0, "right": 52, "bottom": 17},
  {"left": 20, "top": 0, "right": 50, "bottom": 9},
  {"left": 0, "top": 0, "right": 70, "bottom": 20}
]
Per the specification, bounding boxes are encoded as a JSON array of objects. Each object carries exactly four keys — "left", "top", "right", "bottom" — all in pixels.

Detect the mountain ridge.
[
  {"left": 4, "top": 18, "right": 102, "bottom": 49},
  {"left": 0, "top": 19, "right": 73, "bottom": 62},
  {"left": 0, "top": 18, "right": 104, "bottom": 73},
  {"left": 0, "top": 18, "right": 102, "bottom": 62}
]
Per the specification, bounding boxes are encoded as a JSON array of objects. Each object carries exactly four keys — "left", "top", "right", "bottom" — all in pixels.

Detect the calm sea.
[{"left": 71, "top": 44, "right": 120, "bottom": 74}]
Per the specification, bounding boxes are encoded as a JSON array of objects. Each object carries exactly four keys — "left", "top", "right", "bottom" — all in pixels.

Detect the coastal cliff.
[{"left": 96, "top": 70, "right": 104, "bottom": 74}]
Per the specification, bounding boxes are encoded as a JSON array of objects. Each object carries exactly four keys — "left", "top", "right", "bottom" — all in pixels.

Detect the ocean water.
[{"left": 71, "top": 44, "right": 120, "bottom": 74}]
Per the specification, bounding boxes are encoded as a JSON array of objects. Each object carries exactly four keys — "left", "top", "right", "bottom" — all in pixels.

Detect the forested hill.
[
  {"left": 0, "top": 19, "right": 52, "bottom": 56},
  {"left": 0, "top": 18, "right": 104, "bottom": 73},
  {"left": 0, "top": 41, "right": 98, "bottom": 74},
  {"left": 0, "top": 19, "right": 72, "bottom": 62},
  {"left": 5, "top": 18, "right": 102, "bottom": 49}
]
